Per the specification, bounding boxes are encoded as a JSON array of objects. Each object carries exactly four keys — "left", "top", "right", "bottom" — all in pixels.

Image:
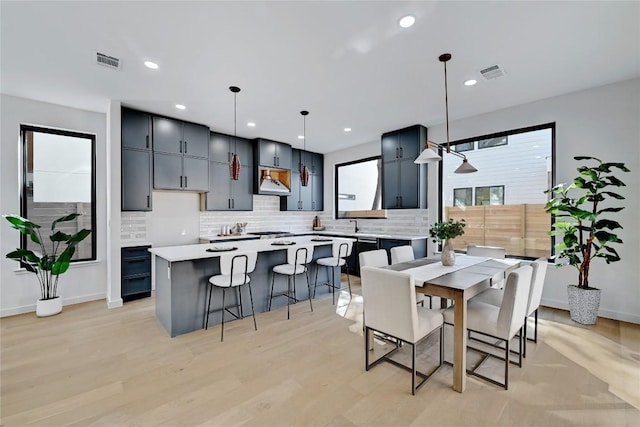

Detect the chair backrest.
[
  {"left": 219, "top": 251, "right": 258, "bottom": 276},
  {"left": 467, "top": 245, "right": 506, "bottom": 259},
  {"left": 359, "top": 249, "right": 389, "bottom": 268},
  {"left": 332, "top": 241, "right": 353, "bottom": 258},
  {"left": 360, "top": 266, "right": 418, "bottom": 343},
  {"left": 390, "top": 245, "right": 415, "bottom": 264},
  {"left": 287, "top": 244, "right": 314, "bottom": 265},
  {"left": 497, "top": 265, "right": 532, "bottom": 338},
  {"left": 527, "top": 258, "right": 548, "bottom": 316}
]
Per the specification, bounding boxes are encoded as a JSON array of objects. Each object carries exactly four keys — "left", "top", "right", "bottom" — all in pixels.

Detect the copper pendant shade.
[
  {"left": 300, "top": 110, "right": 310, "bottom": 187},
  {"left": 229, "top": 86, "right": 241, "bottom": 181}
]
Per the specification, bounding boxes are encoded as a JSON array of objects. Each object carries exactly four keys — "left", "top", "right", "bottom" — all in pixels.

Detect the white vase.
[
  {"left": 441, "top": 239, "right": 455, "bottom": 266},
  {"left": 36, "top": 296, "right": 62, "bottom": 317}
]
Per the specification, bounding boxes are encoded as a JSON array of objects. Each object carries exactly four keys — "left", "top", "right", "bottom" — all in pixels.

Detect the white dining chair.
[
  {"left": 471, "top": 258, "right": 548, "bottom": 357},
  {"left": 443, "top": 264, "right": 532, "bottom": 390},
  {"left": 390, "top": 245, "right": 431, "bottom": 308},
  {"left": 360, "top": 266, "right": 444, "bottom": 395},
  {"left": 268, "top": 244, "right": 314, "bottom": 319},
  {"left": 205, "top": 251, "right": 258, "bottom": 342},
  {"left": 314, "top": 241, "right": 353, "bottom": 304}
]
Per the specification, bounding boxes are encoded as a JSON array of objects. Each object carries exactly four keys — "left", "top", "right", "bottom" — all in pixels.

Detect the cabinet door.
[
  {"left": 382, "top": 160, "right": 400, "bottom": 209},
  {"left": 381, "top": 131, "right": 399, "bottom": 160},
  {"left": 310, "top": 152, "right": 323, "bottom": 175},
  {"left": 122, "top": 149, "right": 152, "bottom": 211},
  {"left": 299, "top": 180, "right": 312, "bottom": 210},
  {"left": 203, "top": 162, "right": 231, "bottom": 210},
  {"left": 153, "top": 153, "right": 183, "bottom": 190},
  {"left": 398, "top": 127, "right": 421, "bottom": 160},
  {"left": 183, "top": 156, "right": 209, "bottom": 191},
  {"left": 182, "top": 122, "right": 209, "bottom": 159},
  {"left": 153, "top": 117, "right": 183, "bottom": 155},
  {"left": 209, "top": 132, "right": 231, "bottom": 163},
  {"left": 276, "top": 143, "right": 292, "bottom": 170},
  {"left": 311, "top": 173, "right": 323, "bottom": 211},
  {"left": 231, "top": 136, "right": 253, "bottom": 167},
  {"left": 258, "top": 140, "right": 277, "bottom": 167},
  {"left": 122, "top": 109, "right": 151, "bottom": 150},
  {"left": 398, "top": 159, "right": 420, "bottom": 208},
  {"left": 291, "top": 149, "right": 303, "bottom": 172},
  {"left": 230, "top": 168, "right": 253, "bottom": 210}
]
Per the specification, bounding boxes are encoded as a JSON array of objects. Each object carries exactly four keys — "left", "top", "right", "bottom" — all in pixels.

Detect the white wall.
[
  {"left": 427, "top": 78, "right": 640, "bottom": 323},
  {"left": 1, "top": 95, "right": 108, "bottom": 316}
]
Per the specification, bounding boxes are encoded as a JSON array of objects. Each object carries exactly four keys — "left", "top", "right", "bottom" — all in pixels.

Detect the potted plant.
[
  {"left": 544, "top": 156, "right": 629, "bottom": 324},
  {"left": 4, "top": 213, "right": 91, "bottom": 317},
  {"left": 429, "top": 218, "right": 466, "bottom": 266}
]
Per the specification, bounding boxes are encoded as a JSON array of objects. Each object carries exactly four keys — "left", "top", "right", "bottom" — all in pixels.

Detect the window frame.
[
  {"left": 474, "top": 185, "right": 505, "bottom": 206},
  {"left": 20, "top": 124, "right": 97, "bottom": 262}
]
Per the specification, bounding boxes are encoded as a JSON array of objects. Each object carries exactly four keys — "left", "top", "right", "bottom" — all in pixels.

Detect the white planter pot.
[
  {"left": 36, "top": 296, "right": 62, "bottom": 317},
  {"left": 567, "top": 285, "right": 600, "bottom": 325}
]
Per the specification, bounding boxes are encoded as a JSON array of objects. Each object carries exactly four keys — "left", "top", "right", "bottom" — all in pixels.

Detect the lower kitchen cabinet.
[
  {"left": 121, "top": 245, "right": 151, "bottom": 301},
  {"left": 378, "top": 238, "right": 427, "bottom": 261}
]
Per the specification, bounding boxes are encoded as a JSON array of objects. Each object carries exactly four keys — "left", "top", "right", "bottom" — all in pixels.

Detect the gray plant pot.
[{"left": 567, "top": 285, "right": 601, "bottom": 325}]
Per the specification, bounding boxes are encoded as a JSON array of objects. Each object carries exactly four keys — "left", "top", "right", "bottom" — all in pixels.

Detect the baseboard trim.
[
  {"left": 0, "top": 293, "right": 106, "bottom": 318},
  {"left": 107, "top": 298, "right": 123, "bottom": 309},
  {"left": 541, "top": 297, "right": 640, "bottom": 325}
]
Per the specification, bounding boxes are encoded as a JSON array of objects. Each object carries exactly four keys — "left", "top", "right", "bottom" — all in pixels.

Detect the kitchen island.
[{"left": 149, "top": 235, "right": 355, "bottom": 337}]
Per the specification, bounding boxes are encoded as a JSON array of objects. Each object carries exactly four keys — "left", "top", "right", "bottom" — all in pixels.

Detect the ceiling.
[{"left": 2, "top": 1, "right": 638, "bottom": 154}]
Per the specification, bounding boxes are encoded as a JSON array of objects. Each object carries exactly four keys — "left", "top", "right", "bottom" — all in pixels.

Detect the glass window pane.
[
  {"left": 454, "top": 188, "right": 472, "bottom": 207},
  {"left": 478, "top": 136, "right": 507, "bottom": 149},
  {"left": 453, "top": 141, "right": 474, "bottom": 152}
]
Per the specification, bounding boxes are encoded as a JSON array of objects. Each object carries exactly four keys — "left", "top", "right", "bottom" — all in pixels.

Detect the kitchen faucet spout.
[{"left": 350, "top": 219, "right": 360, "bottom": 233}]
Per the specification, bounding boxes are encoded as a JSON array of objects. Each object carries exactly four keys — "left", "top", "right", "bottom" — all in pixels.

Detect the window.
[
  {"left": 21, "top": 125, "right": 96, "bottom": 261},
  {"left": 475, "top": 186, "right": 504, "bottom": 206},
  {"left": 478, "top": 136, "right": 507, "bottom": 149},
  {"left": 335, "top": 157, "right": 386, "bottom": 218},
  {"left": 453, "top": 141, "right": 474, "bottom": 152},
  {"left": 453, "top": 188, "right": 472, "bottom": 207},
  {"left": 440, "top": 123, "right": 554, "bottom": 259}
]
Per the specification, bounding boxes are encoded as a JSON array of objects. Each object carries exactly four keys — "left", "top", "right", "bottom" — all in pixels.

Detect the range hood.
[{"left": 259, "top": 169, "right": 290, "bottom": 194}]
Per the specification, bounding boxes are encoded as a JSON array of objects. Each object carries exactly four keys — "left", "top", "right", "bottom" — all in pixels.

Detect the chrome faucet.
[{"left": 350, "top": 219, "right": 360, "bottom": 233}]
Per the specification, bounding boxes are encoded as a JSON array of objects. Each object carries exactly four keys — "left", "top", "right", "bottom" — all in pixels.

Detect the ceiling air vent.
[
  {"left": 480, "top": 64, "right": 505, "bottom": 80},
  {"left": 96, "top": 52, "right": 120, "bottom": 69}
]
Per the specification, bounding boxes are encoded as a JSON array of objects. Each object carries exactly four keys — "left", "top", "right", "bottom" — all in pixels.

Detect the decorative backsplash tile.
[{"left": 120, "top": 212, "right": 148, "bottom": 242}]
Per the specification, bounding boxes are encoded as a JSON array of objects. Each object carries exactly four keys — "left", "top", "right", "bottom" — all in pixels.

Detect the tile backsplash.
[{"left": 121, "top": 194, "right": 430, "bottom": 245}]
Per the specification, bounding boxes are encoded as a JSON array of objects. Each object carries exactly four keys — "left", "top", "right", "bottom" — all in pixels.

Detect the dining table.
[{"left": 386, "top": 255, "right": 520, "bottom": 393}]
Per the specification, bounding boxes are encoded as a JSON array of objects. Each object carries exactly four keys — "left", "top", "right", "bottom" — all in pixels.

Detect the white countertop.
[
  {"left": 121, "top": 240, "right": 153, "bottom": 248},
  {"left": 199, "top": 234, "right": 260, "bottom": 241},
  {"left": 150, "top": 234, "right": 355, "bottom": 262},
  {"left": 314, "top": 231, "right": 427, "bottom": 241}
]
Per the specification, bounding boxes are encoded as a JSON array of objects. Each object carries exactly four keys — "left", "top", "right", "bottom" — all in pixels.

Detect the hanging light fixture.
[
  {"left": 300, "top": 110, "right": 310, "bottom": 187},
  {"left": 229, "top": 86, "right": 242, "bottom": 180},
  {"left": 415, "top": 53, "right": 478, "bottom": 173}
]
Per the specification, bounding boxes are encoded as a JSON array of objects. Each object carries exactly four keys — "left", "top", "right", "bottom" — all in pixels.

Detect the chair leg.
[
  {"left": 346, "top": 267, "right": 352, "bottom": 298},
  {"left": 313, "top": 264, "right": 319, "bottom": 298},
  {"left": 236, "top": 286, "right": 244, "bottom": 319},
  {"left": 204, "top": 283, "right": 214, "bottom": 330},
  {"left": 504, "top": 338, "right": 509, "bottom": 390},
  {"left": 306, "top": 268, "right": 314, "bottom": 312},
  {"left": 247, "top": 283, "right": 257, "bottom": 331},
  {"left": 328, "top": 265, "right": 335, "bottom": 305},
  {"left": 287, "top": 275, "right": 291, "bottom": 320},
  {"left": 220, "top": 288, "right": 226, "bottom": 342},
  {"left": 429, "top": 296, "right": 432, "bottom": 309},
  {"left": 523, "top": 318, "right": 528, "bottom": 358},
  {"left": 268, "top": 272, "right": 276, "bottom": 311},
  {"left": 518, "top": 327, "right": 523, "bottom": 366}
]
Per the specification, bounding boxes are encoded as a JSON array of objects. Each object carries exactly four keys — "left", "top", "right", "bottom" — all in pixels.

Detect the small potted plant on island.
[
  {"left": 4, "top": 213, "right": 91, "bottom": 317},
  {"left": 545, "top": 156, "right": 629, "bottom": 324},
  {"left": 429, "top": 218, "right": 466, "bottom": 266}
]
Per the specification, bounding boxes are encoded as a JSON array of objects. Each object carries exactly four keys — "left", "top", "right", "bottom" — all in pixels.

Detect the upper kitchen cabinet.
[
  {"left": 152, "top": 116, "right": 209, "bottom": 192},
  {"left": 201, "top": 132, "right": 254, "bottom": 211},
  {"left": 280, "top": 149, "right": 323, "bottom": 211},
  {"left": 153, "top": 116, "right": 209, "bottom": 158},
  {"left": 256, "top": 138, "right": 292, "bottom": 170},
  {"left": 382, "top": 124, "right": 427, "bottom": 209},
  {"left": 121, "top": 108, "right": 152, "bottom": 211}
]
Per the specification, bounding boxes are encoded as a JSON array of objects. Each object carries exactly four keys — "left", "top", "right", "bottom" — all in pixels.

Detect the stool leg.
[
  {"left": 346, "top": 265, "right": 352, "bottom": 299},
  {"left": 247, "top": 283, "right": 257, "bottom": 331},
  {"left": 306, "top": 267, "right": 314, "bottom": 312},
  {"left": 220, "top": 288, "right": 226, "bottom": 342},
  {"left": 328, "top": 265, "right": 335, "bottom": 305},
  {"left": 237, "top": 286, "right": 244, "bottom": 319},
  {"left": 313, "top": 264, "right": 319, "bottom": 298},
  {"left": 205, "top": 283, "right": 213, "bottom": 330},
  {"left": 268, "top": 272, "right": 276, "bottom": 311},
  {"left": 287, "top": 275, "right": 291, "bottom": 320}
]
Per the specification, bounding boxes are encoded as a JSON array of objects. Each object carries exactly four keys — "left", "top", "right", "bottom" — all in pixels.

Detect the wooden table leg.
[{"left": 452, "top": 291, "right": 467, "bottom": 393}]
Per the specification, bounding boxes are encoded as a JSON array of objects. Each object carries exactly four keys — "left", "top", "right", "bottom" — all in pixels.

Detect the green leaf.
[
  {"left": 69, "top": 229, "right": 91, "bottom": 243},
  {"left": 594, "top": 219, "right": 622, "bottom": 231},
  {"left": 601, "top": 162, "right": 630, "bottom": 173},
  {"left": 574, "top": 155, "right": 600, "bottom": 162},
  {"left": 600, "top": 191, "right": 626, "bottom": 200},
  {"left": 51, "top": 213, "right": 81, "bottom": 231},
  {"left": 597, "top": 207, "right": 624, "bottom": 214},
  {"left": 52, "top": 247, "right": 75, "bottom": 275}
]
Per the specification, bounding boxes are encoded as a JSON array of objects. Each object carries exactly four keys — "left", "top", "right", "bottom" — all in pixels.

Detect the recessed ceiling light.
[
  {"left": 175, "top": 104, "right": 186, "bottom": 110},
  {"left": 247, "top": 122, "right": 256, "bottom": 127},
  {"left": 144, "top": 61, "right": 159, "bottom": 69},
  {"left": 298, "top": 135, "right": 305, "bottom": 140},
  {"left": 399, "top": 15, "right": 415, "bottom": 28},
  {"left": 464, "top": 79, "right": 477, "bottom": 86},
  {"left": 344, "top": 127, "right": 352, "bottom": 132}
]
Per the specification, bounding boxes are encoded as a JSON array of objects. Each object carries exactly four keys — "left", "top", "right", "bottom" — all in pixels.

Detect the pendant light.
[
  {"left": 229, "top": 86, "right": 242, "bottom": 180},
  {"left": 414, "top": 53, "right": 478, "bottom": 173},
  {"left": 300, "top": 110, "right": 310, "bottom": 187}
]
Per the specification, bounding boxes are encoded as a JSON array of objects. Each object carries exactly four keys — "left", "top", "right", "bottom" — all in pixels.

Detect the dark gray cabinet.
[
  {"left": 256, "top": 138, "right": 292, "bottom": 170},
  {"left": 382, "top": 124, "right": 427, "bottom": 209},
  {"left": 121, "top": 245, "right": 151, "bottom": 301},
  {"left": 122, "top": 108, "right": 152, "bottom": 211},
  {"left": 378, "top": 238, "right": 427, "bottom": 262},
  {"left": 202, "top": 132, "right": 253, "bottom": 211},
  {"left": 152, "top": 117, "right": 209, "bottom": 192},
  {"left": 280, "top": 148, "right": 323, "bottom": 211}
]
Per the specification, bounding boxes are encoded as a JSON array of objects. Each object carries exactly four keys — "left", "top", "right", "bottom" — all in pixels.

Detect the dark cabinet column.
[{"left": 122, "top": 149, "right": 152, "bottom": 211}]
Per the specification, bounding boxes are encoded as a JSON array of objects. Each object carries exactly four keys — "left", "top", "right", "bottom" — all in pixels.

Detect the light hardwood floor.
[{"left": 2, "top": 277, "right": 639, "bottom": 426}]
